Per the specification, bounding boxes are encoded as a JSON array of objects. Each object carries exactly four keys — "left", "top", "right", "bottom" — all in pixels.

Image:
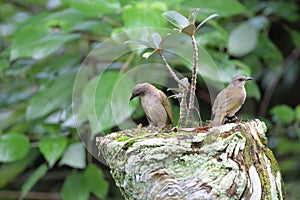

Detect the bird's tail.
[{"left": 212, "top": 113, "right": 225, "bottom": 127}]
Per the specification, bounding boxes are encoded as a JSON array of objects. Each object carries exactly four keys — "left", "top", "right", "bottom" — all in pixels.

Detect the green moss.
[
  {"left": 116, "top": 134, "right": 131, "bottom": 142},
  {"left": 239, "top": 129, "right": 254, "bottom": 169},
  {"left": 264, "top": 148, "right": 281, "bottom": 174}
]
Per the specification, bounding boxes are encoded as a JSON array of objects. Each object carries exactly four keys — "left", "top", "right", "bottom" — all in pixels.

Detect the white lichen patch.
[{"left": 248, "top": 165, "right": 262, "bottom": 200}]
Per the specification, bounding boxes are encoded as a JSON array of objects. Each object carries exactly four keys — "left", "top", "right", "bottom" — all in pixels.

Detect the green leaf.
[
  {"left": 207, "top": 51, "right": 251, "bottom": 83},
  {"left": 59, "top": 142, "right": 86, "bottom": 169},
  {"left": 228, "top": 23, "right": 258, "bottom": 57},
  {"left": 245, "top": 80, "right": 261, "bottom": 101},
  {"left": 124, "top": 3, "right": 167, "bottom": 29},
  {"left": 270, "top": 105, "right": 295, "bottom": 124},
  {"left": 142, "top": 50, "right": 156, "bottom": 59},
  {"left": 0, "top": 133, "right": 30, "bottom": 162},
  {"left": 123, "top": 3, "right": 167, "bottom": 42},
  {"left": 184, "top": 0, "right": 250, "bottom": 17},
  {"left": 44, "top": 9, "right": 88, "bottom": 33},
  {"left": 20, "top": 164, "right": 48, "bottom": 199},
  {"left": 39, "top": 137, "right": 68, "bottom": 168},
  {"left": 290, "top": 31, "right": 300, "bottom": 50},
  {"left": 77, "top": 71, "right": 137, "bottom": 135},
  {"left": 256, "top": 33, "right": 283, "bottom": 71},
  {"left": 188, "top": 8, "right": 200, "bottom": 25},
  {"left": 62, "top": 0, "right": 121, "bottom": 16},
  {"left": 10, "top": 12, "right": 80, "bottom": 60},
  {"left": 26, "top": 73, "right": 75, "bottom": 120},
  {"left": 295, "top": 105, "right": 300, "bottom": 122},
  {"left": 150, "top": 32, "right": 162, "bottom": 48},
  {"left": 84, "top": 164, "right": 109, "bottom": 199},
  {"left": 124, "top": 40, "right": 154, "bottom": 48},
  {"left": 195, "top": 13, "right": 219, "bottom": 31},
  {"left": 265, "top": 2, "right": 300, "bottom": 22},
  {"left": 0, "top": 149, "right": 40, "bottom": 188},
  {"left": 62, "top": 173, "right": 89, "bottom": 200},
  {"left": 163, "top": 11, "right": 189, "bottom": 29}
]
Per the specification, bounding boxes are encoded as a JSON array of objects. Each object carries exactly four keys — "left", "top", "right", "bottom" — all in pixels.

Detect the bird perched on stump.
[
  {"left": 130, "top": 83, "right": 174, "bottom": 128},
  {"left": 212, "top": 75, "right": 253, "bottom": 126}
]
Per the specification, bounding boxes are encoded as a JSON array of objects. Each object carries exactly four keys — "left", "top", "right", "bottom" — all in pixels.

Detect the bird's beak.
[
  {"left": 246, "top": 77, "right": 254, "bottom": 81},
  {"left": 129, "top": 95, "right": 136, "bottom": 101}
]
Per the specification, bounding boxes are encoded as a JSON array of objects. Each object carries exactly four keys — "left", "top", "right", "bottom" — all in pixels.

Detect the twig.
[
  {"left": 119, "top": 52, "right": 135, "bottom": 73},
  {"left": 0, "top": 190, "right": 61, "bottom": 200},
  {"left": 259, "top": 48, "right": 300, "bottom": 116},
  {"left": 159, "top": 52, "right": 188, "bottom": 90},
  {"left": 187, "top": 34, "right": 200, "bottom": 123},
  {"left": 160, "top": 52, "right": 190, "bottom": 127}
]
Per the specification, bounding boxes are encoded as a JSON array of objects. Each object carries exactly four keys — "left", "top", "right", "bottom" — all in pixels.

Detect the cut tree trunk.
[{"left": 97, "top": 119, "right": 285, "bottom": 200}]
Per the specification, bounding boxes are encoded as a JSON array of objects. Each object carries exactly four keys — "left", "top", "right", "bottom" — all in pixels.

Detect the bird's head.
[
  {"left": 231, "top": 75, "right": 253, "bottom": 87},
  {"left": 130, "top": 83, "right": 153, "bottom": 101}
]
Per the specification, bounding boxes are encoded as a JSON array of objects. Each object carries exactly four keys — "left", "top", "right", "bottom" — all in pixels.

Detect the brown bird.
[
  {"left": 212, "top": 75, "right": 253, "bottom": 126},
  {"left": 130, "top": 83, "right": 174, "bottom": 128}
]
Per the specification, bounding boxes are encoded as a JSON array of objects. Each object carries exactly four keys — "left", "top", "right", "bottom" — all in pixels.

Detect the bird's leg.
[{"left": 224, "top": 115, "right": 239, "bottom": 124}]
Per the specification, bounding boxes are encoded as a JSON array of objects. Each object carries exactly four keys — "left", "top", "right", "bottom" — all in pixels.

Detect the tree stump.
[{"left": 97, "top": 119, "right": 285, "bottom": 200}]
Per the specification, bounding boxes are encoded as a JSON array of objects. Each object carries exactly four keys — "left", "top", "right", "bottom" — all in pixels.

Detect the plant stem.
[
  {"left": 160, "top": 52, "right": 189, "bottom": 127},
  {"left": 160, "top": 52, "right": 188, "bottom": 90},
  {"left": 187, "top": 34, "right": 200, "bottom": 124},
  {"left": 179, "top": 87, "right": 189, "bottom": 127},
  {"left": 258, "top": 48, "right": 300, "bottom": 116}
]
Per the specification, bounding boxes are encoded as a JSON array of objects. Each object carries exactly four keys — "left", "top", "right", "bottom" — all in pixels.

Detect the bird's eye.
[{"left": 238, "top": 78, "right": 243, "bottom": 81}]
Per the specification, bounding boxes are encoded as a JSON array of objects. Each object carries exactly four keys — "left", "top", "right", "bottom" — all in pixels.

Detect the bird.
[
  {"left": 212, "top": 75, "right": 253, "bottom": 126},
  {"left": 130, "top": 83, "right": 174, "bottom": 128}
]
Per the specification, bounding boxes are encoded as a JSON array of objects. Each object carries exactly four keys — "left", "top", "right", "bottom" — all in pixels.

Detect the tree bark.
[{"left": 97, "top": 119, "right": 285, "bottom": 200}]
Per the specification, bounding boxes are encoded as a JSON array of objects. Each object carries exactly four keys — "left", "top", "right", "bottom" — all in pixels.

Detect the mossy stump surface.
[{"left": 97, "top": 119, "right": 285, "bottom": 200}]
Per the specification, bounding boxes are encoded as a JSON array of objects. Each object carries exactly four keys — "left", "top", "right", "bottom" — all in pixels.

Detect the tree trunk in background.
[{"left": 97, "top": 119, "right": 285, "bottom": 200}]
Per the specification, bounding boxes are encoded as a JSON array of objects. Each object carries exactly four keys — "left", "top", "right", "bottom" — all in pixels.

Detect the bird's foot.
[{"left": 224, "top": 115, "right": 239, "bottom": 124}]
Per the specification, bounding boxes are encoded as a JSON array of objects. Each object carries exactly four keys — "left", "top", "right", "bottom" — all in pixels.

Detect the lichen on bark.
[{"left": 97, "top": 119, "right": 285, "bottom": 200}]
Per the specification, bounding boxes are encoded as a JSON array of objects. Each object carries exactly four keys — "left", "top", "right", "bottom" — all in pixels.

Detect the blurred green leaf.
[
  {"left": 10, "top": 12, "right": 80, "bottom": 60},
  {"left": 84, "top": 164, "right": 109, "bottom": 199},
  {"left": 20, "top": 164, "right": 48, "bottom": 199},
  {"left": 77, "top": 71, "right": 137, "bottom": 135},
  {"left": 123, "top": 3, "right": 167, "bottom": 41},
  {"left": 295, "top": 105, "right": 300, "bottom": 122},
  {"left": 59, "top": 142, "right": 86, "bottom": 169},
  {"left": 62, "top": 0, "right": 121, "bottom": 16},
  {"left": 290, "top": 31, "right": 300, "bottom": 50},
  {"left": 62, "top": 173, "right": 89, "bottom": 200},
  {"left": 265, "top": 2, "right": 300, "bottom": 22},
  {"left": 44, "top": 9, "right": 88, "bottom": 32},
  {"left": 0, "top": 59, "right": 8, "bottom": 72},
  {"left": 184, "top": 0, "right": 250, "bottom": 17},
  {"left": 0, "top": 149, "right": 40, "bottom": 188},
  {"left": 256, "top": 33, "right": 283, "bottom": 71},
  {"left": 277, "top": 137, "right": 300, "bottom": 155},
  {"left": 188, "top": 8, "right": 200, "bottom": 25},
  {"left": 228, "top": 23, "right": 258, "bottom": 57},
  {"left": 26, "top": 73, "right": 75, "bottom": 120},
  {"left": 39, "top": 137, "right": 68, "bottom": 168},
  {"left": 270, "top": 105, "right": 295, "bottom": 124},
  {"left": 245, "top": 80, "right": 261, "bottom": 101},
  {"left": 163, "top": 11, "right": 189, "bottom": 29},
  {"left": 207, "top": 51, "right": 251, "bottom": 83},
  {"left": 0, "top": 133, "right": 30, "bottom": 162}
]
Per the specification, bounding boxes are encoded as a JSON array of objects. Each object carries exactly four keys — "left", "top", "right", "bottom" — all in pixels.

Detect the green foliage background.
[{"left": 0, "top": 0, "right": 299, "bottom": 199}]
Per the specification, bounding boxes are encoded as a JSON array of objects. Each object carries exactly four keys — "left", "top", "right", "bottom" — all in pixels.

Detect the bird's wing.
[
  {"left": 212, "top": 92, "right": 222, "bottom": 115},
  {"left": 218, "top": 88, "right": 245, "bottom": 113},
  {"left": 158, "top": 90, "right": 174, "bottom": 125}
]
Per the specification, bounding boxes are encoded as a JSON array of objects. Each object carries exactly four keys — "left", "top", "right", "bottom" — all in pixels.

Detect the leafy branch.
[
  {"left": 163, "top": 9, "right": 218, "bottom": 126},
  {"left": 126, "top": 9, "right": 218, "bottom": 127},
  {"left": 125, "top": 33, "right": 189, "bottom": 127}
]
